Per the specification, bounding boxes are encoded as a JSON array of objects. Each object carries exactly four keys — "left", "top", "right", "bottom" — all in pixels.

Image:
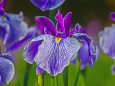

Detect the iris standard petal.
[
  {"left": 56, "top": 10, "right": 64, "bottom": 32},
  {"left": 110, "top": 12, "right": 115, "bottom": 21},
  {"left": 31, "top": 0, "right": 65, "bottom": 11},
  {"left": 64, "top": 12, "right": 72, "bottom": 37},
  {"left": 36, "top": 16, "right": 56, "bottom": 36},
  {"left": 3, "top": 12, "right": 28, "bottom": 48},
  {"left": 99, "top": 25, "right": 115, "bottom": 58},
  {"left": 6, "top": 26, "right": 39, "bottom": 52},
  {"left": 34, "top": 36, "right": 80, "bottom": 76},
  {"left": 73, "top": 33, "right": 96, "bottom": 66},
  {"left": 0, "top": 57, "right": 14, "bottom": 85}
]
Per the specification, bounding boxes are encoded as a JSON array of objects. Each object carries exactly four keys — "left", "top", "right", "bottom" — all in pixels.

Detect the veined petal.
[
  {"left": 34, "top": 36, "right": 80, "bottom": 76},
  {"left": 0, "top": 56, "right": 14, "bottom": 85},
  {"left": 2, "top": 12, "right": 28, "bottom": 48},
  {"left": 99, "top": 25, "right": 115, "bottom": 58},
  {"left": 6, "top": 26, "right": 39, "bottom": 52},
  {"left": 56, "top": 10, "right": 64, "bottom": 32},
  {"left": 73, "top": 33, "right": 96, "bottom": 66},
  {"left": 36, "top": 16, "right": 56, "bottom": 36},
  {"left": 23, "top": 34, "right": 51, "bottom": 64},
  {"left": 0, "top": 54, "right": 14, "bottom": 63},
  {"left": 31, "top": 0, "right": 65, "bottom": 11},
  {"left": 64, "top": 12, "right": 72, "bottom": 37}
]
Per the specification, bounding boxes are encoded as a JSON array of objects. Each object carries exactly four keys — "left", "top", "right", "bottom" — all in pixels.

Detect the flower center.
[{"left": 55, "top": 37, "right": 62, "bottom": 44}]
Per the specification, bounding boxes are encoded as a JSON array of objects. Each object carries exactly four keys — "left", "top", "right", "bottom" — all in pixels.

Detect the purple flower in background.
[
  {"left": 6, "top": 26, "right": 39, "bottom": 52},
  {"left": 23, "top": 11, "right": 97, "bottom": 76},
  {"left": 31, "top": 0, "right": 65, "bottom": 11},
  {"left": 99, "top": 24, "right": 115, "bottom": 59},
  {"left": 111, "top": 64, "right": 115, "bottom": 75},
  {"left": 0, "top": 0, "right": 28, "bottom": 50},
  {"left": 110, "top": 12, "right": 115, "bottom": 21},
  {"left": 0, "top": 54, "right": 14, "bottom": 86}
]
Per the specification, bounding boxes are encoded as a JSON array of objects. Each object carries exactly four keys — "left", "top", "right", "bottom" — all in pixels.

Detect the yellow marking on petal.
[
  {"left": 55, "top": 37, "right": 62, "bottom": 44},
  {"left": 38, "top": 74, "right": 43, "bottom": 86},
  {"left": 2, "top": 16, "right": 7, "bottom": 20}
]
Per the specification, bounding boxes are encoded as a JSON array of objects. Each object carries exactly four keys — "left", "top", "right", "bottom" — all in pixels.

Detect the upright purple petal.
[
  {"left": 36, "top": 16, "right": 56, "bottom": 36},
  {"left": 110, "top": 12, "right": 115, "bottom": 21},
  {"left": 56, "top": 10, "right": 64, "bottom": 32},
  {"left": 31, "top": 0, "right": 65, "bottom": 11},
  {"left": 0, "top": 0, "right": 7, "bottom": 15},
  {"left": 0, "top": 55, "right": 14, "bottom": 85},
  {"left": 70, "top": 24, "right": 81, "bottom": 35},
  {"left": 64, "top": 12, "right": 72, "bottom": 37},
  {"left": 34, "top": 36, "right": 80, "bottom": 76}
]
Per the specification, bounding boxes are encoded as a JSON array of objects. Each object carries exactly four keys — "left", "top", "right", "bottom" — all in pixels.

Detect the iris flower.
[
  {"left": 0, "top": 0, "right": 28, "bottom": 50},
  {"left": 99, "top": 24, "right": 115, "bottom": 58},
  {"left": 31, "top": 0, "right": 65, "bottom": 11},
  {"left": 0, "top": 54, "right": 14, "bottom": 86},
  {"left": 23, "top": 11, "right": 96, "bottom": 76}
]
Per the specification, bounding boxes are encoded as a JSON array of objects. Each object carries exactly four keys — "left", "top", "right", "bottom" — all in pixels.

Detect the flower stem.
[
  {"left": 74, "top": 62, "right": 80, "bottom": 86},
  {"left": 63, "top": 67, "right": 68, "bottom": 86},
  {"left": 23, "top": 63, "right": 31, "bottom": 86},
  {"left": 38, "top": 74, "right": 44, "bottom": 86}
]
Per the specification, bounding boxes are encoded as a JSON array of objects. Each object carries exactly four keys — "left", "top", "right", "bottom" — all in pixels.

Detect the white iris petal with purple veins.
[
  {"left": 99, "top": 24, "right": 115, "bottom": 59},
  {"left": 0, "top": 54, "right": 14, "bottom": 86}
]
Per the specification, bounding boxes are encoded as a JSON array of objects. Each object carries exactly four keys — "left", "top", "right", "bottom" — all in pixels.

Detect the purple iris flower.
[
  {"left": 23, "top": 11, "right": 96, "bottom": 76},
  {"left": 0, "top": 54, "right": 14, "bottom": 86},
  {"left": 31, "top": 0, "right": 65, "bottom": 11},
  {"left": 99, "top": 24, "right": 115, "bottom": 59},
  {"left": 0, "top": 0, "right": 28, "bottom": 50}
]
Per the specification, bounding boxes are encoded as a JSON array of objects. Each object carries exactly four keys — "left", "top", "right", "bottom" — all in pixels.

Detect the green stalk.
[
  {"left": 23, "top": 63, "right": 31, "bottom": 86},
  {"left": 63, "top": 67, "right": 68, "bottom": 86},
  {"left": 74, "top": 62, "right": 81, "bottom": 86}
]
